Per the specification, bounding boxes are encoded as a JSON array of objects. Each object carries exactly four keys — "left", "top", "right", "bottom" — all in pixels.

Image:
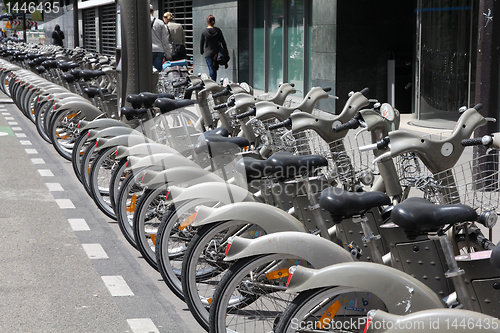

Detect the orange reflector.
[
  {"left": 316, "top": 301, "right": 342, "bottom": 329},
  {"left": 265, "top": 268, "right": 289, "bottom": 280},
  {"left": 126, "top": 194, "right": 137, "bottom": 213},
  {"left": 207, "top": 298, "right": 212, "bottom": 305},
  {"left": 179, "top": 211, "right": 197, "bottom": 230},
  {"left": 150, "top": 234, "right": 156, "bottom": 245},
  {"left": 66, "top": 112, "right": 78, "bottom": 120}
]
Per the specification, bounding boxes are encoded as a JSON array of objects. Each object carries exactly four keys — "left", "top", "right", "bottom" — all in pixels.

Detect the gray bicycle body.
[
  {"left": 225, "top": 231, "right": 353, "bottom": 268},
  {"left": 79, "top": 118, "right": 128, "bottom": 132},
  {"left": 168, "top": 183, "right": 255, "bottom": 206},
  {"left": 286, "top": 263, "right": 444, "bottom": 315},
  {"left": 115, "top": 142, "right": 179, "bottom": 159},
  {"left": 192, "top": 202, "right": 306, "bottom": 233},
  {"left": 366, "top": 308, "right": 500, "bottom": 333}
]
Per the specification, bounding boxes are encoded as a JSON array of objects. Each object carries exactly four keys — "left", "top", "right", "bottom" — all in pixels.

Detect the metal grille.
[
  {"left": 83, "top": 8, "right": 98, "bottom": 52},
  {"left": 161, "top": 0, "right": 193, "bottom": 61},
  {"left": 99, "top": 4, "right": 116, "bottom": 57}
]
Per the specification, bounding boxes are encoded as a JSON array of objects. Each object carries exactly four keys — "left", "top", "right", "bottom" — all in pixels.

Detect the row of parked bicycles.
[{"left": 2, "top": 40, "right": 500, "bottom": 332}]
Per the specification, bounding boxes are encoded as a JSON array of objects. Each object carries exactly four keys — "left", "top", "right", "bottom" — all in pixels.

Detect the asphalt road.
[{"left": 0, "top": 100, "right": 204, "bottom": 332}]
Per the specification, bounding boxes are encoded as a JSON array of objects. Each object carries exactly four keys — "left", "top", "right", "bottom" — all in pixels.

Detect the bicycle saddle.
[
  {"left": 33, "top": 56, "right": 48, "bottom": 65},
  {"left": 57, "top": 61, "right": 79, "bottom": 72},
  {"left": 269, "top": 152, "right": 328, "bottom": 177},
  {"left": 237, "top": 156, "right": 270, "bottom": 182},
  {"left": 41, "top": 60, "right": 57, "bottom": 69},
  {"left": 27, "top": 61, "right": 37, "bottom": 68},
  {"left": 121, "top": 106, "right": 149, "bottom": 121},
  {"left": 319, "top": 188, "right": 391, "bottom": 221},
  {"left": 34, "top": 66, "right": 46, "bottom": 74},
  {"left": 69, "top": 68, "right": 81, "bottom": 79},
  {"left": 83, "top": 87, "right": 108, "bottom": 98},
  {"left": 139, "top": 92, "right": 175, "bottom": 108},
  {"left": 391, "top": 197, "right": 477, "bottom": 234},
  {"left": 126, "top": 94, "right": 142, "bottom": 109},
  {"left": 154, "top": 98, "right": 195, "bottom": 114},
  {"left": 195, "top": 134, "right": 249, "bottom": 157},
  {"left": 490, "top": 244, "right": 500, "bottom": 268},
  {"left": 204, "top": 127, "right": 229, "bottom": 137},
  {"left": 27, "top": 53, "right": 39, "bottom": 60},
  {"left": 62, "top": 73, "right": 75, "bottom": 84}
]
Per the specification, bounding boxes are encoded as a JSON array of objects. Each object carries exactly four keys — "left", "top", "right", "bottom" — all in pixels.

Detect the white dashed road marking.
[
  {"left": 45, "top": 183, "right": 63, "bottom": 191},
  {"left": 15, "top": 133, "right": 26, "bottom": 138},
  {"left": 127, "top": 318, "right": 160, "bottom": 333},
  {"left": 31, "top": 158, "right": 45, "bottom": 164},
  {"left": 82, "top": 244, "right": 109, "bottom": 259},
  {"left": 38, "top": 169, "right": 54, "bottom": 177},
  {"left": 19, "top": 140, "right": 31, "bottom": 145},
  {"left": 101, "top": 276, "right": 134, "bottom": 296},
  {"left": 55, "top": 199, "right": 75, "bottom": 209},
  {"left": 68, "top": 218, "right": 90, "bottom": 231}
]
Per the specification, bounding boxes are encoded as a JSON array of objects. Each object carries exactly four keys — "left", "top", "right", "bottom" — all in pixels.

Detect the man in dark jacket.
[{"left": 200, "top": 15, "right": 229, "bottom": 81}]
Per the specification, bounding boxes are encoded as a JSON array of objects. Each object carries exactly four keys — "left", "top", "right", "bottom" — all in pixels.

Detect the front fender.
[
  {"left": 192, "top": 202, "right": 307, "bottom": 233},
  {"left": 88, "top": 126, "right": 142, "bottom": 140},
  {"left": 367, "top": 309, "right": 500, "bottom": 333},
  {"left": 139, "top": 166, "right": 224, "bottom": 187},
  {"left": 287, "top": 263, "right": 444, "bottom": 314},
  {"left": 116, "top": 143, "right": 178, "bottom": 159},
  {"left": 56, "top": 100, "right": 103, "bottom": 120},
  {"left": 80, "top": 118, "right": 128, "bottom": 132},
  {"left": 126, "top": 153, "right": 197, "bottom": 171},
  {"left": 168, "top": 183, "right": 254, "bottom": 205},
  {"left": 225, "top": 232, "right": 352, "bottom": 267}
]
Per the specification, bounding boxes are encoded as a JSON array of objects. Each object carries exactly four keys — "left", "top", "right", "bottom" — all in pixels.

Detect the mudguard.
[
  {"left": 192, "top": 202, "right": 307, "bottom": 233},
  {"left": 367, "top": 309, "right": 500, "bottom": 333},
  {"left": 225, "top": 232, "right": 352, "bottom": 267},
  {"left": 139, "top": 166, "right": 224, "bottom": 187},
  {"left": 88, "top": 126, "right": 142, "bottom": 141},
  {"left": 80, "top": 118, "right": 128, "bottom": 132},
  {"left": 56, "top": 100, "right": 104, "bottom": 121},
  {"left": 286, "top": 263, "right": 444, "bottom": 314},
  {"left": 115, "top": 143, "right": 178, "bottom": 159},
  {"left": 168, "top": 183, "right": 254, "bottom": 205},
  {"left": 95, "top": 133, "right": 154, "bottom": 152},
  {"left": 125, "top": 153, "right": 196, "bottom": 171}
]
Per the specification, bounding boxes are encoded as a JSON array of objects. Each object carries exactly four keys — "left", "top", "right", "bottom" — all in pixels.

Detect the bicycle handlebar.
[
  {"left": 173, "top": 77, "right": 189, "bottom": 88},
  {"left": 474, "top": 103, "right": 483, "bottom": 112},
  {"left": 333, "top": 114, "right": 362, "bottom": 133},
  {"left": 212, "top": 86, "right": 231, "bottom": 98},
  {"left": 461, "top": 137, "right": 489, "bottom": 147},
  {"left": 360, "top": 87, "right": 370, "bottom": 96},
  {"left": 359, "top": 137, "right": 390, "bottom": 152},
  {"left": 268, "top": 118, "right": 292, "bottom": 130},
  {"left": 185, "top": 82, "right": 204, "bottom": 93},
  {"left": 235, "top": 108, "right": 256, "bottom": 120},
  {"left": 322, "top": 87, "right": 332, "bottom": 92},
  {"left": 213, "top": 98, "right": 235, "bottom": 111}
]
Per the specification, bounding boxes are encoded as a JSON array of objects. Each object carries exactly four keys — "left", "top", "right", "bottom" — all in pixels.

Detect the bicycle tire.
[
  {"left": 49, "top": 109, "right": 82, "bottom": 161},
  {"left": 209, "top": 254, "right": 308, "bottom": 333},
  {"left": 181, "top": 220, "right": 268, "bottom": 330},
  {"left": 89, "top": 146, "right": 118, "bottom": 220}
]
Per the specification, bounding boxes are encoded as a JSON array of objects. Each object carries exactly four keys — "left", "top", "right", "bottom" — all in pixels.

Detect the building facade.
[{"left": 9, "top": 0, "right": 500, "bottom": 129}]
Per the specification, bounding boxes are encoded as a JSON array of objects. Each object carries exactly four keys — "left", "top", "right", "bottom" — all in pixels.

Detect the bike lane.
[{"left": 0, "top": 99, "right": 200, "bottom": 332}]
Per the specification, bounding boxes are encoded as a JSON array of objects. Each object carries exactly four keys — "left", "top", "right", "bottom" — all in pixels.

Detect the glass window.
[
  {"left": 269, "top": 0, "right": 284, "bottom": 92},
  {"left": 287, "top": 0, "right": 305, "bottom": 92},
  {"left": 415, "top": 0, "right": 473, "bottom": 121},
  {"left": 253, "top": 0, "right": 266, "bottom": 90}
]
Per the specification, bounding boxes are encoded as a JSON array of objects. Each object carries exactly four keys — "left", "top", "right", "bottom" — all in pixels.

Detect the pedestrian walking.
[
  {"left": 200, "top": 15, "right": 229, "bottom": 81},
  {"left": 163, "top": 12, "right": 186, "bottom": 61},
  {"left": 150, "top": 4, "right": 170, "bottom": 72},
  {"left": 52, "top": 24, "right": 64, "bottom": 47}
]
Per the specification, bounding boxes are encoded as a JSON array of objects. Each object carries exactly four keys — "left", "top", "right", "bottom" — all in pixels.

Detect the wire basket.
[
  {"left": 415, "top": 153, "right": 500, "bottom": 213},
  {"left": 280, "top": 129, "right": 378, "bottom": 188}
]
